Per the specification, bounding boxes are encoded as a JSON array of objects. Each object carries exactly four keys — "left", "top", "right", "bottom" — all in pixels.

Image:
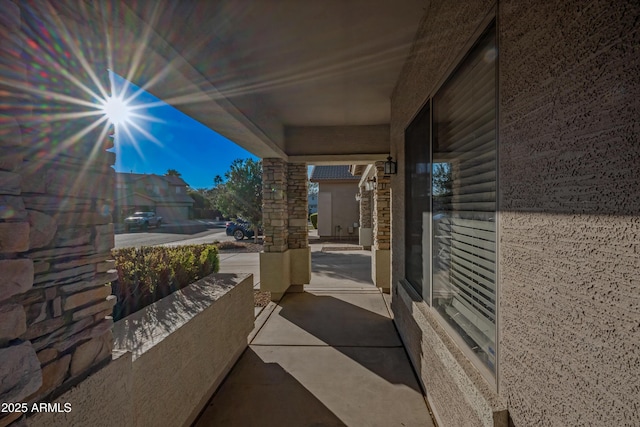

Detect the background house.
[
  {"left": 310, "top": 166, "right": 360, "bottom": 238},
  {"left": 308, "top": 193, "right": 318, "bottom": 215},
  {"left": 114, "top": 173, "right": 195, "bottom": 222}
]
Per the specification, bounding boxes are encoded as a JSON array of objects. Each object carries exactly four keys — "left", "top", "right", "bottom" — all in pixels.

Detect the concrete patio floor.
[{"left": 195, "top": 244, "right": 435, "bottom": 427}]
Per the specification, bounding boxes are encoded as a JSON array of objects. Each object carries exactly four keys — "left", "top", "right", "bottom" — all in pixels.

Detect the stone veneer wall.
[
  {"left": 262, "top": 158, "right": 288, "bottom": 253},
  {"left": 372, "top": 162, "right": 391, "bottom": 251},
  {"left": 0, "top": 2, "right": 116, "bottom": 424},
  {"left": 287, "top": 163, "right": 308, "bottom": 249},
  {"left": 359, "top": 187, "right": 372, "bottom": 229}
]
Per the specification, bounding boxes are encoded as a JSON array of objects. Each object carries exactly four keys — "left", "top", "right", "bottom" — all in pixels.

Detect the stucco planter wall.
[{"left": 27, "top": 273, "right": 254, "bottom": 427}]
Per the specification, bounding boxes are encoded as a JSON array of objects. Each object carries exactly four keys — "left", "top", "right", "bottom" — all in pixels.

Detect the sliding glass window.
[
  {"left": 432, "top": 27, "right": 497, "bottom": 373},
  {"left": 405, "top": 105, "right": 431, "bottom": 298}
]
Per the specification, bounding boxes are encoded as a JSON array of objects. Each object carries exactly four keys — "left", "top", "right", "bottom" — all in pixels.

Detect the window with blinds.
[
  {"left": 405, "top": 104, "right": 431, "bottom": 297},
  {"left": 431, "top": 27, "right": 497, "bottom": 373}
]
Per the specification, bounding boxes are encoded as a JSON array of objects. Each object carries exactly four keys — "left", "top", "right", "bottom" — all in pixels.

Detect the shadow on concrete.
[
  {"left": 269, "top": 292, "right": 420, "bottom": 392},
  {"left": 311, "top": 251, "right": 373, "bottom": 285},
  {"left": 195, "top": 348, "right": 347, "bottom": 426}
]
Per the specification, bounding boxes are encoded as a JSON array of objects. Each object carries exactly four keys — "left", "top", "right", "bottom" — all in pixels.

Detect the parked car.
[
  {"left": 124, "top": 212, "right": 162, "bottom": 231},
  {"left": 225, "top": 219, "right": 257, "bottom": 240}
]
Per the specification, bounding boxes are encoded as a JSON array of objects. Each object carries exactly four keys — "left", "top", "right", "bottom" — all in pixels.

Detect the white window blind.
[{"left": 432, "top": 28, "right": 497, "bottom": 372}]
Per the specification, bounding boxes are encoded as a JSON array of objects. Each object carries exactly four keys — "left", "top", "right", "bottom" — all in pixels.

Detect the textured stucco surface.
[
  {"left": 119, "top": 274, "right": 253, "bottom": 427},
  {"left": 498, "top": 1, "right": 640, "bottom": 425},
  {"left": 289, "top": 247, "right": 311, "bottom": 285},
  {"left": 393, "top": 282, "right": 506, "bottom": 427},
  {"left": 260, "top": 251, "right": 291, "bottom": 297},
  {"left": 27, "top": 352, "right": 133, "bottom": 427},
  {"left": 28, "top": 275, "right": 253, "bottom": 427},
  {"left": 390, "top": 0, "right": 640, "bottom": 426},
  {"left": 27, "top": 274, "right": 252, "bottom": 427}
]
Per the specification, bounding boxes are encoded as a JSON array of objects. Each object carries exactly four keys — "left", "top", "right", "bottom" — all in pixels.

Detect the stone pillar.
[
  {"left": 287, "top": 163, "right": 310, "bottom": 291},
  {"left": 0, "top": 5, "right": 42, "bottom": 424},
  {"left": 260, "top": 159, "right": 290, "bottom": 300},
  {"left": 0, "top": 3, "right": 116, "bottom": 422},
  {"left": 372, "top": 162, "right": 391, "bottom": 291},
  {"left": 358, "top": 185, "right": 373, "bottom": 249},
  {"left": 262, "top": 158, "right": 288, "bottom": 253}
]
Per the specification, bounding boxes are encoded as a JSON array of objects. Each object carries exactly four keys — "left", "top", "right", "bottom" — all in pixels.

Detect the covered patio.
[
  {"left": 1, "top": 1, "right": 637, "bottom": 426},
  {"left": 197, "top": 242, "right": 434, "bottom": 426}
]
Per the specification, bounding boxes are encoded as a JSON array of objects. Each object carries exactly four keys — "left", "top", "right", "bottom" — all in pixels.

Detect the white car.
[{"left": 124, "top": 212, "right": 162, "bottom": 231}]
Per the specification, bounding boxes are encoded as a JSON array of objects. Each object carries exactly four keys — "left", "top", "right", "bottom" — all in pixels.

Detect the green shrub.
[
  {"left": 310, "top": 213, "right": 318, "bottom": 229},
  {"left": 111, "top": 244, "right": 219, "bottom": 320}
]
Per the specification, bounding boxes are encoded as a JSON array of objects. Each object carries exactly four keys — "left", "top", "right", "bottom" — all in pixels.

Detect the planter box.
[{"left": 28, "top": 273, "right": 254, "bottom": 427}]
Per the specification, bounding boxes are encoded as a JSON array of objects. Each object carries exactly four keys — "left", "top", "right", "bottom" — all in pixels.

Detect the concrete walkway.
[
  {"left": 195, "top": 243, "right": 435, "bottom": 427},
  {"left": 217, "top": 252, "right": 263, "bottom": 317}
]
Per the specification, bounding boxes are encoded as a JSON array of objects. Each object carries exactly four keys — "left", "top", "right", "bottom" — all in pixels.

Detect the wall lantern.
[
  {"left": 365, "top": 177, "right": 376, "bottom": 191},
  {"left": 355, "top": 193, "right": 361, "bottom": 202},
  {"left": 384, "top": 156, "right": 397, "bottom": 175}
]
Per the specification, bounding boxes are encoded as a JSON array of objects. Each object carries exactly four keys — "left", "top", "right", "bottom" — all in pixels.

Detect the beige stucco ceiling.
[{"left": 71, "top": 1, "right": 426, "bottom": 158}]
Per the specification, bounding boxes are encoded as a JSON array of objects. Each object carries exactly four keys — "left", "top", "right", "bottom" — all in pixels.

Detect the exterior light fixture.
[
  {"left": 355, "top": 193, "right": 361, "bottom": 202},
  {"left": 365, "top": 177, "right": 377, "bottom": 191},
  {"left": 384, "top": 156, "right": 397, "bottom": 175}
]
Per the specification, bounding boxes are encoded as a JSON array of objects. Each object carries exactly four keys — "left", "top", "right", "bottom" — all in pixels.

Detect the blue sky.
[{"left": 109, "top": 73, "right": 257, "bottom": 189}]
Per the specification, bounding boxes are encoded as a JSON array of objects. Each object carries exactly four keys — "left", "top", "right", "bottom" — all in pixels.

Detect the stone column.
[
  {"left": 260, "top": 158, "right": 290, "bottom": 300},
  {"left": 0, "top": 4, "right": 116, "bottom": 422},
  {"left": 358, "top": 185, "right": 373, "bottom": 249},
  {"left": 287, "top": 163, "right": 310, "bottom": 291},
  {"left": 372, "top": 162, "right": 391, "bottom": 291},
  {"left": 0, "top": 5, "right": 42, "bottom": 423}
]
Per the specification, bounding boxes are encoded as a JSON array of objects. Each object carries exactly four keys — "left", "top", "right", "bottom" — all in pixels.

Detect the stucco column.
[
  {"left": 260, "top": 158, "right": 290, "bottom": 300},
  {"left": 372, "top": 162, "right": 391, "bottom": 291},
  {"left": 287, "top": 163, "right": 311, "bottom": 291},
  {"left": 358, "top": 185, "right": 373, "bottom": 249}
]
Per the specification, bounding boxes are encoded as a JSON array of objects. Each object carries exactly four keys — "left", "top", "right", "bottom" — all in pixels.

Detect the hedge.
[
  {"left": 310, "top": 213, "right": 318, "bottom": 229},
  {"left": 111, "top": 244, "right": 219, "bottom": 320}
]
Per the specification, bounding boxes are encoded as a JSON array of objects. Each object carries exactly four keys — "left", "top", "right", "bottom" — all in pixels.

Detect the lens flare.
[{"left": 101, "top": 95, "right": 131, "bottom": 125}]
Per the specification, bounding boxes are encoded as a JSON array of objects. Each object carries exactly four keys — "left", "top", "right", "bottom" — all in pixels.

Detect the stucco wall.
[
  {"left": 115, "top": 273, "right": 254, "bottom": 427},
  {"left": 27, "top": 351, "right": 133, "bottom": 427},
  {"left": 318, "top": 182, "right": 360, "bottom": 238},
  {"left": 390, "top": 1, "right": 640, "bottom": 426},
  {"left": 497, "top": 1, "right": 639, "bottom": 425}
]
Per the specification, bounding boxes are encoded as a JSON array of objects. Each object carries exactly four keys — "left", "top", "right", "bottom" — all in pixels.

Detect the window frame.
[
  {"left": 404, "top": 101, "right": 432, "bottom": 299},
  {"left": 402, "top": 18, "right": 499, "bottom": 387}
]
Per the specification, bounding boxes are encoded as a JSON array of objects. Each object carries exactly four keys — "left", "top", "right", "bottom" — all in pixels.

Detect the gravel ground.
[
  {"left": 254, "top": 290, "right": 271, "bottom": 307},
  {"left": 217, "top": 240, "right": 263, "bottom": 253}
]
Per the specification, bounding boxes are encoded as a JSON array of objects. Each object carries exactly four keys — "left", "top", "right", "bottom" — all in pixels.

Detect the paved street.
[{"left": 114, "top": 227, "right": 234, "bottom": 249}]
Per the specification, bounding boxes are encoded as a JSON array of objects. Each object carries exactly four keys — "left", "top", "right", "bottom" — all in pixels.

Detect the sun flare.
[{"left": 101, "top": 95, "right": 131, "bottom": 126}]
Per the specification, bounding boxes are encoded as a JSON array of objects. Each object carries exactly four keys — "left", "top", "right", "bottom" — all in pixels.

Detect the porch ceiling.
[{"left": 94, "top": 0, "right": 425, "bottom": 159}]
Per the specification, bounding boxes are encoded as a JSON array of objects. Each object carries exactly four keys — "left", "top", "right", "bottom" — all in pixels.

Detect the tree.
[
  {"left": 165, "top": 169, "right": 182, "bottom": 177},
  {"left": 308, "top": 181, "right": 319, "bottom": 196},
  {"left": 432, "top": 163, "right": 452, "bottom": 197},
  {"left": 187, "top": 188, "right": 212, "bottom": 210},
  {"left": 212, "top": 159, "right": 262, "bottom": 242}
]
